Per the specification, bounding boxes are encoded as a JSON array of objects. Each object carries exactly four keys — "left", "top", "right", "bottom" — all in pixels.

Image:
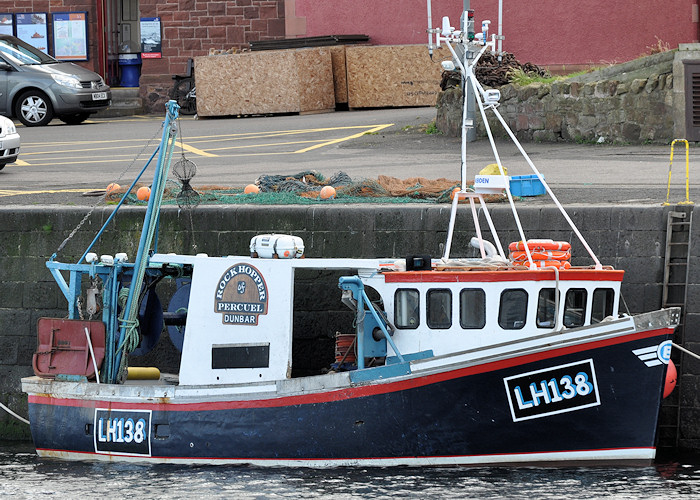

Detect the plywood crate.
[
  {"left": 329, "top": 45, "right": 348, "bottom": 104},
  {"left": 195, "top": 47, "right": 335, "bottom": 117},
  {"left": 346, "top": 45, "right": 444, "bottom": 108}
]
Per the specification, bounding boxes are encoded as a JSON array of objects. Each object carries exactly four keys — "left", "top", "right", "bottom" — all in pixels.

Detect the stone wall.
[
  {"left": 1, "top": 204, "right": 698, "bottom": 452},
  {"left": 436, "top": 50, "right": 678, "bottom": 144}
]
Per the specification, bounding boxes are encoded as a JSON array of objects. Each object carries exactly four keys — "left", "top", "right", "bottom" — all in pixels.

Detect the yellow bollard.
[{"left": 664, "top": 139, "right": 694, "bottom": 206}]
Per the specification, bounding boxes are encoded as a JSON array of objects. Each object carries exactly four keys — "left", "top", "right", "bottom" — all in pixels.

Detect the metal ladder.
[{"left": 660, "top": 209, "right": 693, "bottom": 450}]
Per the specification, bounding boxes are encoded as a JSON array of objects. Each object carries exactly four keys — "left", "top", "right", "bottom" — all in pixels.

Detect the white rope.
[
  {"left": 673, "top": 342, "right": 700, "bottom": 362},
  {"left": 0, "top": 401, "right": 29, "bottom": 425}
]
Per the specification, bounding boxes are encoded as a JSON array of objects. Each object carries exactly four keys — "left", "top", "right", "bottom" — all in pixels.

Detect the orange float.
[
  {"left": 320, "top": 185, "right": 337, "bottom": 199},
  {"left": 136, "top": 186, "right": 151, "bottom": 201},
  {"left": 664, "top": 359, "right": 677, "bottom": 398}
]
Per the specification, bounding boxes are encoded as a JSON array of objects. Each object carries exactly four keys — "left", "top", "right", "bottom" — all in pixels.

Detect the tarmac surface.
[{"left": 0, "top": 106, "right": 697, "bottom": 207}]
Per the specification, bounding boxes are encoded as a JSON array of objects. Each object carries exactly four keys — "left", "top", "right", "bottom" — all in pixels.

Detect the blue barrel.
[{"left": 118, "top": 53, "right": 142, "bottom": 87}]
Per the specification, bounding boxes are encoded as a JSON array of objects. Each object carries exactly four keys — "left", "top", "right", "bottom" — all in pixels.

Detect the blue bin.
[
  {"left": 509, "top": 174, "right": 546, "bottom": 197},
  {"left": 118, "top": 53, "right": 141, "bottom": 87}
]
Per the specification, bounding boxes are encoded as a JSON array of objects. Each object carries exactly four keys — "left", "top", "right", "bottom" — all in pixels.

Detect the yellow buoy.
[{"left": 127, "top": 367, "right": 161, "bottom": 380}]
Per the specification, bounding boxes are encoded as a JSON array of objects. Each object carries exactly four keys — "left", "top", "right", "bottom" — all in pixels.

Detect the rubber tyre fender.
[{"left": 15, "top": 89, "right": 54, "bottom": 127}]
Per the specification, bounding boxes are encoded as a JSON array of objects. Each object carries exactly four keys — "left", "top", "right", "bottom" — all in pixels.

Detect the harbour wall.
[{"left": 1, "top": 204, "right": 698, "bottom": 452}]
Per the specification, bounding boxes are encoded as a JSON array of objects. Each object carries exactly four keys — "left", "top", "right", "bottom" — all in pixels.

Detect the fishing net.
[{"left": 104, "top": 171, "right": 508, "bottom": 205}]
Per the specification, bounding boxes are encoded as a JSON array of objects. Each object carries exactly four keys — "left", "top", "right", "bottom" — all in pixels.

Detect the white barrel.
[{"left": 250, "top": 234, "right": 304, "bottom": 259}]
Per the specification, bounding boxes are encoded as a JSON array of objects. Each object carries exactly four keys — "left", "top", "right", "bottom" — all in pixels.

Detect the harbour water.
[{"left": 2, "top": 442, "right": 700, "bottom": 499}]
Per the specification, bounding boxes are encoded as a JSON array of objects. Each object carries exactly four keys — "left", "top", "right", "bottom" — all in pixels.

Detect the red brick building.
[
  {"left": 2, "top": 0, "right": 284, "bottom": 111},
  {"left": 2, "top": 0, "right": 698, "bottom": 112}
]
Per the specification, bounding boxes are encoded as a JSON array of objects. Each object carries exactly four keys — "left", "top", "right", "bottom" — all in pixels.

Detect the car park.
[
  {"left": 0, "top": 115, "right": 19, "bottom": 170},
  {"left": 0, "top": 34, "right": 111, "bottom": 127}
]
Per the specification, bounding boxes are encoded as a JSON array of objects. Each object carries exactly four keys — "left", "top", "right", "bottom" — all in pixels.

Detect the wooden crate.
[
  {"left": 329, "top": 45, "right": 348, "bottom": 104},
  {"left": 346, "top": 45, "right": 444, "bottom": 108},
  {"left": 195, "top": 47, "right": 335, "bottom": 117}
]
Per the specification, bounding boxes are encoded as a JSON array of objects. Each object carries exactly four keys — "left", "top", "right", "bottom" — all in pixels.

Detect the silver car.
[
  {"left": 0, "top": 115, "right": 19, "bottom": 170},
  {"left": 0, "top": 34, "right": 111, "bottom": 126}
]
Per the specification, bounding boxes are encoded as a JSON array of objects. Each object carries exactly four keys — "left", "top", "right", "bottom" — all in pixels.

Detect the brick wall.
[
  {"left": 136, "top": 0, "right": 286, "bottom": 112},
  {"left": 3, "top": 1, "right": 287, "bottom": 113},
  {"left": 2, "top": 0, "right": 102, "bottom": 74},
  {"left": 138, "top": 0, "right": 284, "bottom": 78}
]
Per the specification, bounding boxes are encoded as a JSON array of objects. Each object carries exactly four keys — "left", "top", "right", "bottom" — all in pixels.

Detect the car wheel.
[
  {"left": 0, "top": 163, "right": 5, "bottom": 171},
  {"left": 59, "top": 113, "right": 90, "bottom": 125},
  {"left": 15, "top": 90, "right": 54, "bottom": 127}
]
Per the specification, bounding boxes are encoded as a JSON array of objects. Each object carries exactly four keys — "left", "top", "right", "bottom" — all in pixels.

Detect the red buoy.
[{"left": 664, "top": 360, "right": 677, "bottom": 398}]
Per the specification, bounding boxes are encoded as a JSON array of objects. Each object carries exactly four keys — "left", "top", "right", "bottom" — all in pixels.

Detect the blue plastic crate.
[{"left": 509, "top": 174, "right": 545, "bottom": 197}]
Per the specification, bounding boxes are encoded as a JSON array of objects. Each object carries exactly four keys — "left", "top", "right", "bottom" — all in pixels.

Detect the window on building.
[
  {"left": 537, "top": 288, "right": 558, "bottom": 328},
  {"left": 427, "top": 289, "right": 452, "bottom": 329},
  {"left": 591, "top": 288, "right": 615, "bottom": 324},
  {"left": 563, "top": 288, "right": 587, "bottom": 328},
  {"left": 460, "top": 289, "right": 486, "bottom": 329},
  {"left": 395, "top": 289, "right": 420, "bottom": 329},
  {"left": 499, "top": 289, "right": 528, "bottom": 329}
]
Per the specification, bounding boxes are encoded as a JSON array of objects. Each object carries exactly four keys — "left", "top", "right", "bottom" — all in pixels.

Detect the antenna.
[{"left": 427, "top": 0, "right": 433, "bottom": 59}]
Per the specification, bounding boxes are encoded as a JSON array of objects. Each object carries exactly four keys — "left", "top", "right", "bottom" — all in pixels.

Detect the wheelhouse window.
[
  {"left": 427, "top": 289, "right": 452, "bottom": 329},
  {"left": 395, "top": 289, "right": 420, "bottom": 329},
  {"left": 537, "top": 288, "right": 558, "bottom": 328},
  {"left": 499, "top": 289, "right": 528, "bottom": 330},
  {"left": 591, "top": 288, "right": 615, "bottom": 324},
  {"left": 460, "top": 289, "right": 486, "bottom": 329},
  {"left": 563, "top": 288, "right": 587, "bottom": 328}
]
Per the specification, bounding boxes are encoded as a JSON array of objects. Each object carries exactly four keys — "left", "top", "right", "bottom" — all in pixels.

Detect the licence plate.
[{"left": 92, "top": 92, "right": 107, "bottom": 100}]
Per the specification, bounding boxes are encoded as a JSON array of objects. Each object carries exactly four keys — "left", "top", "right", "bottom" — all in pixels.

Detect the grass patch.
[
  {"left": 424, "top": 121, "right": 441, "bottom": 135},
  {"left": 507, "top": 68, "right": 592, "bottom": 86}
]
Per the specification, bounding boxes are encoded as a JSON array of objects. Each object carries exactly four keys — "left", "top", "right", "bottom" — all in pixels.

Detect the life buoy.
[
  {"left": 526, "top": 259, "right": 572, "bottom": 269},
  {"left": 509, "top": 250, "right": 571, "bottom": 262},
  {"left": 508, "top": 239, "right": 571, "bottom": 252}
]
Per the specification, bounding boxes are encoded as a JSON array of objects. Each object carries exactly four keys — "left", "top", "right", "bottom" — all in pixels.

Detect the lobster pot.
[
  {"left": 250, "top": 234, "right": 304, "bottom": 259},
  {"left": 335, "top": 333, "right": 357, "bottom": 364}
]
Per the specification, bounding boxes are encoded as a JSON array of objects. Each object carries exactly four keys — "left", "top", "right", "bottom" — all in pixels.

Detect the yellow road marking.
[
  {"left": 13, "top": 123, "right": 396, "bottom": 165},
  {"left": 173, "top": 141, "right": 218, "bottom": 157},
  {"left": 294, "top": 124, "right": 393, "bottom": 153},
  {"left": 0, "top": 188, "right": 89, "bottom": 197}
]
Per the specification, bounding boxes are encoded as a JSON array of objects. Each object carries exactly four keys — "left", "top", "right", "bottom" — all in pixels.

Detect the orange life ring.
[
  {"left": 527, "top": 259, "right": 572, "bottom": 269},
  {"left": 510, "top": 250, "right": 571, "bottom": 262},
  {"left": 508, "top": 239, "right": 571, "bottom": 252}
]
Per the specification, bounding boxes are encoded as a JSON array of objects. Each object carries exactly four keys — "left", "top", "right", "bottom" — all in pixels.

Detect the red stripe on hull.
[{"left": 28, "top": 327, "right": 670, "bottom": 412}]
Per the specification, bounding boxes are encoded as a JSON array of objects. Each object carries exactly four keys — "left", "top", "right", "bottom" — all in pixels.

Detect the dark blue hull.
[{"left": 26, "top": 329, "right": 672, "bottom": 466}]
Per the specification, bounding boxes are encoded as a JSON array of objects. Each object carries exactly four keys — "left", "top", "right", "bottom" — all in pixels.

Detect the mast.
[
  {"left": 111, "top": 101, "right": 181, "bottom": 383},
  {"left": 428, "top": 8, "right": 602, "bottom": 269}
]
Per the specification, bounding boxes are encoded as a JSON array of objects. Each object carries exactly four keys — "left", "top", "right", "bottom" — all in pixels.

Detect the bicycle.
[{"left": 170, "top": 58, "right": 197, "bottom": 115}]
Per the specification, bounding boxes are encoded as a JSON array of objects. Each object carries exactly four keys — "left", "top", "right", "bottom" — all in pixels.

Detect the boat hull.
[{"left": 24, "top": 325, "right": 674, "bottom": 467}]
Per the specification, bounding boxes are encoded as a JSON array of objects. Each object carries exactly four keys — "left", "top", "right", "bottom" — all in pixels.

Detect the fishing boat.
[{"left": 21, "top": 11, "right": 679, "bottom": 466}]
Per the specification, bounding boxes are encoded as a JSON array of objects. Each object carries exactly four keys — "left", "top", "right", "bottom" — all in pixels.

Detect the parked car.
[
  {"left": 0, "top": 35, "right": 111, "bottom": 126},
  {"left": 0, "top": 115, "right": 19, "bottom": 170}
]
